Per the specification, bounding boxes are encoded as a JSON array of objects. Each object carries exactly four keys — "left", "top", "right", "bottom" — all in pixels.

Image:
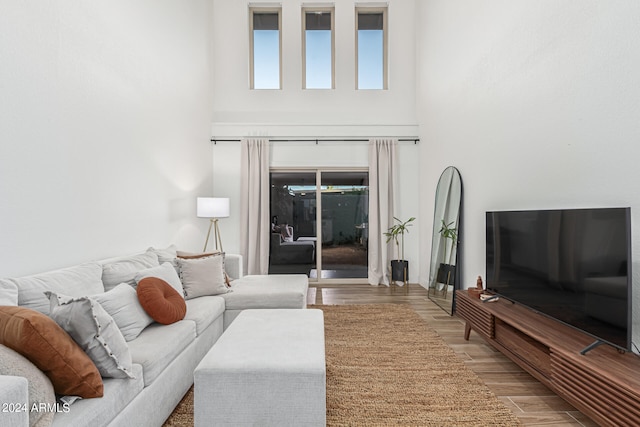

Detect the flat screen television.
[{"left": 486, "top": 207, "right": 631, "bottom": 352}]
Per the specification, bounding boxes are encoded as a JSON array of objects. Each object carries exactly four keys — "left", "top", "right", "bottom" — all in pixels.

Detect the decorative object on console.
[
  {"left": 197, "top": 197, "right": 230, "bottom": 252},
  {"left": 467, "top": 275, "right": 484, "bottom": 299}
]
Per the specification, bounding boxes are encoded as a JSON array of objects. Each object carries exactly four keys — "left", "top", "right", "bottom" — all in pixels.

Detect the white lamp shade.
[{"left": 197, "top": 197, "right": 230, "bottom": 218}]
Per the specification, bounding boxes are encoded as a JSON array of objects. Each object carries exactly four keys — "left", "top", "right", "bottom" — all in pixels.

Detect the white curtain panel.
[
  {"left": 368, "top": 138, "right": 397, "bottom": 286},
  {"left": 240, "top": 138, "right": 270, "bottom": 275}
]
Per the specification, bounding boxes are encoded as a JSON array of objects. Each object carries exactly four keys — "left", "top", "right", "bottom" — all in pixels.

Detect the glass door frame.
[{"left": 270, "top": 166, "right": 369, "bottom": 284}]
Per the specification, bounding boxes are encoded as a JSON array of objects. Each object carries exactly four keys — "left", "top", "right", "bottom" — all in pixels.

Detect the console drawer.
[{"left": 494, "top": 319, "right": 551, "bottom": 378}]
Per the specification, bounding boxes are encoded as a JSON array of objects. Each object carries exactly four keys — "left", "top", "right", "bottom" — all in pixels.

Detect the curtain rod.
[{"left": 211, "top": 137, "right": 420, "bottom": 145}]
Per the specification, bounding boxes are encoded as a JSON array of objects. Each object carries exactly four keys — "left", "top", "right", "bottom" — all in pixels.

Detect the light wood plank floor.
[{"left": 309, "top": 283, "right": 599, "bottom": 427}]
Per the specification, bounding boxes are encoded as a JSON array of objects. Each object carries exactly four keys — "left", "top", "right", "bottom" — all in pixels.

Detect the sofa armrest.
[
  {"left": 225, "top": 254, "right": 243, "bottom": 279},
  {"left": 0, "top": 376, "right": 29, "bottom": 427}
]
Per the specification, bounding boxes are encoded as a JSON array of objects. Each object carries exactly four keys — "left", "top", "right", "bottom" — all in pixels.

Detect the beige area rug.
[{"left": 164, "top": 304, "right": 521, "bottom": 426}]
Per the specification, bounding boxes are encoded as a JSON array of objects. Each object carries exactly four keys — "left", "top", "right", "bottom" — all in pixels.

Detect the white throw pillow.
[
  {"left": 93, "top": 284, "right": 154, "bottom": 341},
  {"left": 0, "top": 344, "right": 56, "bottom": 427},
  {"left": 146, "top": 245, "right": 179, "bottom": 273},
  {"left": 177, "top": 254, "right": 230, "bottom": 299},
  {"left": 282, "top": 225, "right": 294, "bottom": 242},
  {"left": 46, "top": 292, "right": 135, "bottom": 379},
  {"left": 101, "top": 251, "right": 159, "bottom": 291},
  {"left": 134, "top": 262, "right": 185, "bottom": 298}
]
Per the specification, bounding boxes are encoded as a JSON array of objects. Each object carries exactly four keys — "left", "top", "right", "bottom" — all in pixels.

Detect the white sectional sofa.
[{"left": 0, "top": 247, "right": 308, "bottom": 427}]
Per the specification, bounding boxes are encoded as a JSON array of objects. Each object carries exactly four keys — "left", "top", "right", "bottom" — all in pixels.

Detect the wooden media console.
[{"left": 456, "top": 290, "right": 640, "bottom": 426}]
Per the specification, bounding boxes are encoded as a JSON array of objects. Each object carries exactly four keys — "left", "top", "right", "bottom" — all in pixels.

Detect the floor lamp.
[{"left": 197, "top": 197, "right": 230, "bottom": 252}]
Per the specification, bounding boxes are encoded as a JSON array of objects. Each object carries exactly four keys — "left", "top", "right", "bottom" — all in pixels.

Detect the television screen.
[{"left": 486, "top": 207, "right": 631, "bottom": 351}]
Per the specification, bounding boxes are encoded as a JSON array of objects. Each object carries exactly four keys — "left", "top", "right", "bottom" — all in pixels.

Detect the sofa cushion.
[
  {"left": 46, "top": 292, "right": 135, "bottom": 379},
  {"left": 0, "top": 344, "right": 56, "bottom": 427},
  {"left": 184, "top": 296, "right": 225, "bottom": 335},
  {"left": 147, "top": 245, "right": 179, "bottom": 272},
  {"left": 0, "top": 306, "right": 103, "bottom": 398},
  {"left": 0, "top": 280, "right": 18, "bottom": 306},
  {"left": 221, "top": 274, "right": 308, "bottom": 310},
  {"left": 101, "top": 251, "right": 159, "bottom": 291},
  {"left": 127, "top": 321, "right": 196, "bottom": 386},
  {"left": 49, "top": 364, "right": 144, "bottom": 427},
  {"left": 134, "top": 262, "right": 185, "bottom": 298},
  {"left": 3, "top": 262, "right": 104, "bottom": 316},
  {"left": 136, "top": 278, "right": 186, "bottom": 325},
  {"left": 94, "top": 284, "right": 153, "bottom": 342},
  {"left": 177, "top": 254, "right": 230, "bottom": 299}
]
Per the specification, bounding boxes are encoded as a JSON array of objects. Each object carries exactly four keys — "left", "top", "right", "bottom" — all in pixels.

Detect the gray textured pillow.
[
  {"left": 101, "top": 251, "right": 159, "bottom": 291},
  {"left": 0, "top": 344, "right": 55, "bottom": 427},
  {"left": 46, "top": 292, "right": 135, "bottom": 379},
  {"left": 134, "top": 262, "right": 184, "bottom": 298},
  {"left": 177, "top": 254, "right": 230, "bottom": 299},
  {"left": 93, "top": 284, "right": 154, "bottom": 341}
]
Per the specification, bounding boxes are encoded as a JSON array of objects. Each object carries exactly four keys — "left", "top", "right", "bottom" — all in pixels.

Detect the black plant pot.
[
  {"left": 391, "top": 260, "right": 409, "bottom": 282},
  {"left": 437, "top": 263, "right": 456, "bottom": 285}
]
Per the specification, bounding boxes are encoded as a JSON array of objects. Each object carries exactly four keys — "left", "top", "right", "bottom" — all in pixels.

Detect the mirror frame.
[{"left": 427, "top": 166, "right": 463, "bottom": 315}]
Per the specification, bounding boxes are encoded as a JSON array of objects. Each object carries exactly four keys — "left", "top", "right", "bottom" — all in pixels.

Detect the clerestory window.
[
  {"left": 302, "top": 8, "right": 335, "bottom": 89},
  {"left": 356, "top": 7, "right": 387, "bottom": 90},
  {"left": 250, "top": 8, "right": 282, "bottom": 90}
]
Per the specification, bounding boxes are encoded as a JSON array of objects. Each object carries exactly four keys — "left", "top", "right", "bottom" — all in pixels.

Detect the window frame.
[
  {"left": 355, "top": 6, "right": 388, "bottom": 90},
  {"left": 249, "top": 7, "right": 283, "bottom": 90},
  {"left": 301, "top": 7, "right": 336, "bottom": 90}
]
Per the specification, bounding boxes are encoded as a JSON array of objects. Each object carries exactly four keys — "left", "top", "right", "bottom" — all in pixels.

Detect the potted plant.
[
  {"left": 437, "top": 220, "right": 458, "bottom": 286},
  {"left": 384, "top": 216, "right": 415, "bottom": 283}
]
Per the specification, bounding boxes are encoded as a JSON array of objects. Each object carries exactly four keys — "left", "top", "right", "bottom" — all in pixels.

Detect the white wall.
[
  {"left": 211, "top": 0, "right": 421, "bottom": 280},
  {"left": 0, "top": 1, "right": 215, "bottom": 276},
  {"left": 416, "top": 0, "right": 640, "bottom": 348},
  {"left": 211, "top": 0, "right": 417, "bottom": 131}
]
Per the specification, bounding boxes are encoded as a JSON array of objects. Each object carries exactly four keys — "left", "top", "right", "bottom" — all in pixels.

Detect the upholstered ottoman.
[
  {"left": 194, "top": 309, "right": 326, "bottom": 427},
  {"left": 220, "top": 274, "right": 309, "bottom": 328}
]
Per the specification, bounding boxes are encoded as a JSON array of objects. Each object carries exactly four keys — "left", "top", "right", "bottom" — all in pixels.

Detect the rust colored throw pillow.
[
  {"left": 137, "top": 277, "right": 187, "bottom": 325},
  {"left": 0, "top": 306, "right": 103, "bottom": 398}
]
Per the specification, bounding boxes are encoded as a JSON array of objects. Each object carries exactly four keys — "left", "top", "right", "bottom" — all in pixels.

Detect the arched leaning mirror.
[{"left": 428, "top": 166, "right": 462, "bottom": 315}]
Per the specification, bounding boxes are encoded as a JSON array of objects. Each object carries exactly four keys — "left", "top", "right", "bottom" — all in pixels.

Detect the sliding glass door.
[
  {"left": 269, "top": 172, "right": 317, "bottom": 275},
  {"left": 317, "top": 171, "right": 368, "bottom": 279},
  {"left": 269, "top": 169, "right": 368, "bottom": 281}
]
